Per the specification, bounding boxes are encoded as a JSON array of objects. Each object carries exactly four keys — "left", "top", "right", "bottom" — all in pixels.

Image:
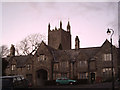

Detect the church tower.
[{"left": 48, "top": 21, "right": 71, "bottom": 50}]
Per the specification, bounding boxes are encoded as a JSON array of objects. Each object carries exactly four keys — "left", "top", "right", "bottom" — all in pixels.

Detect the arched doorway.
[{"left": 36, "top": 69, "right": 48, "bottom": 86}]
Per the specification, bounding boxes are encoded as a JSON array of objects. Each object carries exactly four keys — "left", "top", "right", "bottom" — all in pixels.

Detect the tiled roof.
[
  {"left": 79, "top": 47, "right": 101, "bottom": 58},
  {"left": 7, "top": 55, "right": 30, "bottom": 68},
  {"left": 36, "top": 41, "right": 101, "bottom": 62},
  {"left": 50, "top": 47, "right": 100, "bottom": 62},
  {"left": 6, "top": 40, "right": 118, "bottom": 67}
]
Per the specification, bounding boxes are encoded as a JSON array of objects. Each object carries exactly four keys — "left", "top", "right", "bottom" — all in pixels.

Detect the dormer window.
[
  {"left": 11, "top": 64, "right": 16, "bottom": 71},
  {"left": 38, "top": 54, "right": 46, "bottom": 61}
]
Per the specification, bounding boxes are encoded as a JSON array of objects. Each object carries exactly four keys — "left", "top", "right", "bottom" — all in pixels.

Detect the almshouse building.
[{"left": 4, "top": 21, "right": 120, "bottom": 86}]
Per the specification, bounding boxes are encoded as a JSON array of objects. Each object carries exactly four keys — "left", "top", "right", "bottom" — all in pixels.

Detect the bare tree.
[
  {"left": 16, "top": 33, "right": 46, "bottom": 55},
  {"left": 0, "top": 45, "right": 9, "bottom": 58},
  {"left": 17, "top": 38, "right": 30, "bottom": 55}
]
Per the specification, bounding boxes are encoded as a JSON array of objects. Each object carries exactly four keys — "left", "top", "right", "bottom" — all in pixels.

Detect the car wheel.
[
  {"left": 56, "top": 82, "right": 60, "bottom": 85},
  {"left": 69, "top": 82, "right": 73, "bottom": 85}
]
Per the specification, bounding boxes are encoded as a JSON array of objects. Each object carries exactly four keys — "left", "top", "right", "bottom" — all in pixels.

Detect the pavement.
[{"left": 34, "top": 82, "right": 120, "bottom": 89}]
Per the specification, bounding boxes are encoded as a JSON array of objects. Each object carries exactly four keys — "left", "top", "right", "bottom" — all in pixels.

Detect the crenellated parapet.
[
  {"left": 48, "top": 21, "right": 71, "bottom": 33},
  {"left": 48, "top": 21, "right": 71, "bottom": 50}
]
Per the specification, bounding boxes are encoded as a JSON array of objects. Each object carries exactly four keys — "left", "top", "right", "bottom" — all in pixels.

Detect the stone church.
[{"left": 4, "top": 21, "right": 120, "bottom": 86}]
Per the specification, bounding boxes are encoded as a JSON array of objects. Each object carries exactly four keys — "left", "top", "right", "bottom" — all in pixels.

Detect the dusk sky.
[{"left": 1, "top": 1, "right": 119, "bottom": 49}]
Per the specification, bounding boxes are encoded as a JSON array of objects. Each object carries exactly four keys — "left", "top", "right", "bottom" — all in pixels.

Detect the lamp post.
[{"left": 107, "top": 28, "right": 114, "bottom": 90}]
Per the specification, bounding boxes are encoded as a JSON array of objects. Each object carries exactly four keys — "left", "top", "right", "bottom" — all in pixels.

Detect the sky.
[{"left": 1, "top": 1, "right": 119, "bottom": 49}]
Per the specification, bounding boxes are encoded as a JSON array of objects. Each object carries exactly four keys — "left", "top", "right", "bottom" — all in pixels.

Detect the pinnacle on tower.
[
  {"left": 48, "top": 23, "right": 50, "bottom": 31},
  {"left": 67, "top": 21, "right": 71, "bottom": 32},
  {"left": 60, "top": 21, "right": 62, "bottom": 29},
  {"left": 75, "top": 36, "right": 80, "bottom": 49},
  {"left": 55, "top": 27, "right": 57, "bottom": 30}
]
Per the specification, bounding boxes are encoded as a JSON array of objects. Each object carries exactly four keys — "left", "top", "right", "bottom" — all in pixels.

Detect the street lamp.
[{"left": 107, "top": 28, "right": 114, "bottom": 90}]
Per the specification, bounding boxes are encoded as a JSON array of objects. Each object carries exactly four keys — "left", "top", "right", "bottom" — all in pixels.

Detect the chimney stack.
[
  {"left": 10, "top": 44, "right": 15, "bottom": 56},
  {"left": 75, "top": 36, "right": 80, "bottom": 49}
]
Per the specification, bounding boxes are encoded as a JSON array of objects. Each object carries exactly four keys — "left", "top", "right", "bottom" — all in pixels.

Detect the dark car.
[
  {"left": 22, "top": 79, "right": 32, "bottom": 88},
  {"left": 115, "top": 78, "right": 120, "bottom": 86},
  {"left": 0, "top": 75, "right": 28, "bottom": 90},
  {"left": 56, "top": 77, "right": 77, "bottom": 85}
]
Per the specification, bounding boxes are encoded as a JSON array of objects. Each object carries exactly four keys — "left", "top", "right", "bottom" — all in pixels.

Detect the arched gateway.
[{"left": 36, "top": 69, "right": 48, "bottom": 86}]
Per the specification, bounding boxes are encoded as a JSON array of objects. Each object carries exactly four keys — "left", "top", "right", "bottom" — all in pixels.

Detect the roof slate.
[
  {"left": 7, "top": 55, "right": 30, "bottom": 68},
  {"left": 15, "top": 56, "right": 30, "bottom": 68},
  {"left": 50, "top": 47, "right": 100, "bottom": 62},
  {"left": 6, "top": 40, "right": 115, "bottom": 67}
]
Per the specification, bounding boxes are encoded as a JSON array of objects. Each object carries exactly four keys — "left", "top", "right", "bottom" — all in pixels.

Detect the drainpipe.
[{"left": 88, "top": 59, "right": 90, "bottom": 84}]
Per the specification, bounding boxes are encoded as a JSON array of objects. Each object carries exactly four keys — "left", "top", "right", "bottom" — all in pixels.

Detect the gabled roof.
[
  {"left": 6, "top": 39, "right": 118, "bottom": 67},
  {"left": 34, "top": 41, "right": 56, "bottom": 56},
  {"left": 101, "top": 39, "right": 111, "bottom": 47},
  {"left": 36, "top": 41, "right": 101, "bottom": 62},
  {"left": 79, "top": 47, "right": 101, "bottom": 59},
  {"left": 7, "top": 55, "right": 30, "bottom": 68},
  {"left": 51, "top": 47, "right": 100, "bottom": 62},
  {"left": 15, "top": 56, "right": 30, "bottom": 68}
]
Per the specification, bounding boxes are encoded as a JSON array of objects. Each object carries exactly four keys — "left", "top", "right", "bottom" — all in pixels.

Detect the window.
[
  {"left": 61, "top": 61, "right": 67, "bottom": 70},
  {"left": 27, "top": 64, "right": 31, "bottom": 70},
  {"left": 26, "top": 74, "right": 32, "bottom": 82},
  {"left": 11, "top": 64, "right": 16, "bottom": 71},
  {"left": 79, "top": 61, "right": 87, "bottom": 67},
  {"left": 54, "top": 64, "right": 58, "bottom": 71},
  {"left": 78, "top": 73, "right": 88, "bottom": 79},
  {"left": 38, "top": 54, "right": 46, "bottom": 61},
  {"left": 103, "top": 54, "right": 111, "bottom": 61},
  {"left": 53, "top": 73, "right": 61, "bottom": 80},
  {"left": 66, "top": 61, "right": 69, "bottom": 68},
  {"left": 102, "top": 68, "right": 114, "bottom": 78},
  {"left": 61, "top": 73, "right": 67, "bottom": 77}
]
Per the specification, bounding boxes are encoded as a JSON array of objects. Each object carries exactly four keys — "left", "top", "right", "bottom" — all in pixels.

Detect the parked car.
[
  {"left": 22, "top": 79, "right": 32, "bottom": 88},
  {"left": 115, "top": 78, "right": 120, "bottom": 86},
  {"left": 56, "top": 77, "right": 77, "bottom": 85},
  {"left": 0, "top": 75, "right": 29, "bottom": 90}
]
